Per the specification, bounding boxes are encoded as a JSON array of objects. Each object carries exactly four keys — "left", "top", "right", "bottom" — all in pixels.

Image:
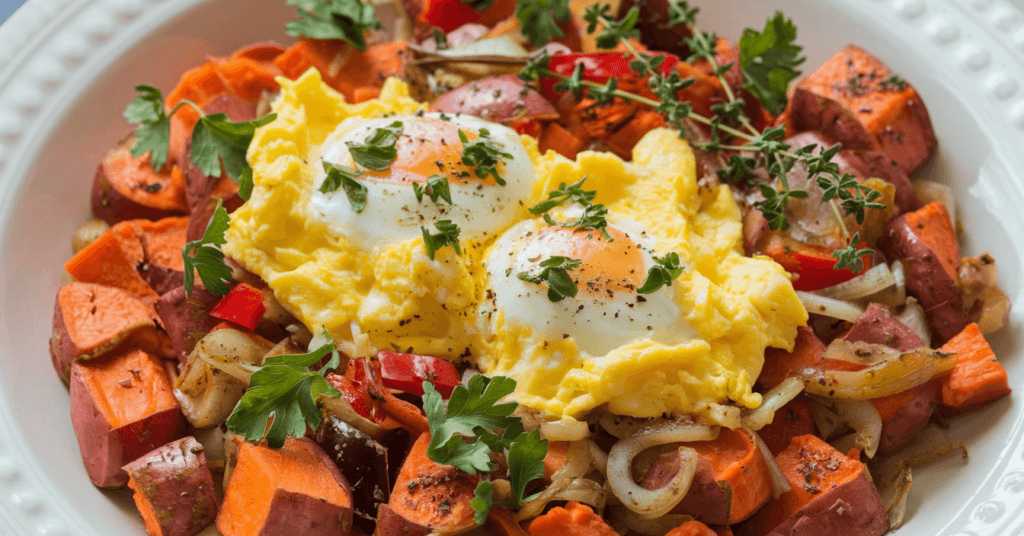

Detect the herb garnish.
[
  {"left": 226, "top": 330, "right": 342, "bottom": 448},
  {"left": 518, "top": 256, "right": 582, "bottom": 302},
  {"left": 878, "top": 74, "right": 908, "bottom": 91},
  {"left": 529, "top": 177, "right": 613, "bottom": 241},
  {"left": 320, "top": 161, "right": 367, "bottom": 213},
  {"left": 636, "top": 252, "right": 684, "bottom": 294},
  {"left": 832, "top": 232, "right": 875, "bottom": 273},
  {"left": 182, "top": 200, "right": 233, "bottom": 296},
  {"left": 413, "top": 174, "right": 453, "bottom": 205},
  {"left": 517, "top": 5, "right": 887, "bottom": 270},
  {"left": 459, "top": 129, "right": 512, "bottom": 185},
  {"left": 285, "top": 0, "right": 381, "bottom": 51},
  {"left": 349, "top": 121, "right": 404, "bottom": 170},
  {"left": 515, "top": 0, "right": 571, "bottom": 47},
  {"left": 124, "top": 85, "right": 275, "bottom": 185},
  {"left": 423, "top": 376, "right": 547, "bottom": 523},
  {"left": 421, "top": 220, "right": 462, "bottom": 260}
]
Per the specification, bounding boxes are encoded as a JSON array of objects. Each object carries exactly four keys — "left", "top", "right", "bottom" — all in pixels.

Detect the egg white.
[{"left": 309, "top": 113, "right": 534, "bottom": 250}]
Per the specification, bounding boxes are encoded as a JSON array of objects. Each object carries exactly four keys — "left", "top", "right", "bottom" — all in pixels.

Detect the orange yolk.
[
  {"left": 526, "top": 226, "right": 646, "bottom": 296},
  {"left": 363, "top": 118, "right": 502, "bottom": 185}
]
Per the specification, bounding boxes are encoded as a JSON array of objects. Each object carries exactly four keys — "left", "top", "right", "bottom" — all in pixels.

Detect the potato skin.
[
  {"left": 432, "top": 75, "right": 558, "bottom": 124},
  {"left": 374, "top": 504, "right": 433, "bottom": 536},
  {"left": 759, "top": 472, "right": 888, "bottom": 536},
  {"left": 123, "top": 436, "right": 219, "bottom": 536},
  {"left": 69, "top": 356, "right": 187, "bottom": 488},
  {"left": 91, "top": 135, "right": 188, "bottom": 225},
  {"left": 315, "top": 415, "right": 391, "bottom": 533},
  {"left": 642, "top": 452, "right": 731, "bottom": 525},
  {"left": 154, "top": 285, "right": 221, "bottom": 364}
]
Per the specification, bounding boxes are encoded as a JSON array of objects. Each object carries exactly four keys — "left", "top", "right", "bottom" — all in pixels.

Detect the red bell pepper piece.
[
  {"left": 209, "top": 283, "right": 266, "bottom": 330},
  {"left": 326, "top": 367, "right": 386, "bottom": 424},
  {"left": 788, "top": 246, "right": 873, "bottom": 292},
  {"left": 541, "top": 52, "right": 680, "bottom": 103},
  {"left": 420, "top": 0, "right": 515, "bottom": 32},
  {"left": 378, "top": 351, "right": 461, "bottom": 398}
]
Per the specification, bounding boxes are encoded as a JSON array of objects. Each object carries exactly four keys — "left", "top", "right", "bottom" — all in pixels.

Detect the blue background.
[{"left": 1, "top": 0, "right": 25, "bottom": 24}]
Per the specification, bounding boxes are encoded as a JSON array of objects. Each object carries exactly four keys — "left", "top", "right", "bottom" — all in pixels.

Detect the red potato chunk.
[
  {"left": 432, "top": 75, "right": 558, "bottom": 125},
  {"left": 69, "top": 348, "right": 187, "bottom": 488},
  {"left": 217, "top": 437, "right": 354, "bottom": 536},
  {"left": 123, "top": 436, "right": 219, "bottom": 536},
  {"left": 788, "top": 45, "right": 936, "bottom": 176},
  {"left": 314, "top": 415, "right": 391, "bottom": 534}
]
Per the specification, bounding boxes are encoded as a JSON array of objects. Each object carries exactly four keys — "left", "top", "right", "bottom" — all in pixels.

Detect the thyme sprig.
[{"left": 519, "top": 5, "right": 888, "bottom": 265}]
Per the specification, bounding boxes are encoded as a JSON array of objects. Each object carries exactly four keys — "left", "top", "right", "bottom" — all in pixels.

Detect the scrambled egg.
[{"left": 225, "top": 70, "right": 807, "bottom": 424}]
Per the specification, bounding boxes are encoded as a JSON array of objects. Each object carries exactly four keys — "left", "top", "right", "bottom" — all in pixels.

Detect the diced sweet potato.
[
  {"left": 757, "top": 395, "right": 818, "bottom": 457},
  {"left": 788, "top": 45, "right": 936, "bottom": 175},
  {"left": 275, "top": 39, "right": 408, "bottom": 103},
  {"left": 123, "top": 436, "right": 219, "bottom": 536},
  {"left": 154, "top": 285, "right": 221, "bottom": 363},
  {"left": 217, "top": 437, "right": 353, "bottom": 536},
  {"left": 383, "top": 433, "right": 478, "bottom": 534},
  {"left": 70, "top": 348, "right": 186, "bottom": 488},
  {"left": 642, "top": 428, "right": 773, "bottom": 525},
  {"left": 314, "top": 415, "right": 391, "bottom": 533},
  {"left": 880, "top": 202, "right": 977, "bottom": 343},
  {"left": 65, "top": 226, "right": 159, "bottom": 302},
  {"left": 91, "top": 134, "right": 188, "bottom": 225},
  {"left": 840, "top": 303, "right": 925, "bottom": 352},
  {"left": 939, "top": 323, "right": 1011, "bottom": 410},
  {"left": 666, "top": 520, "right": 719, "bottom": 536},
  {"left": 758, "top": 326, "right": 826, "bottom": 392},
  {"left": 526, "top": 501, "right": 617, "bottom": 536},
  {"left": 120, "top": 217, "right": 189, "bottom": 295},
  {"left": 50, "top": 282, "right": 167, "bottom": 384},
  {"left": 735, "top": 435, "right": 888, "bottom": 536}
]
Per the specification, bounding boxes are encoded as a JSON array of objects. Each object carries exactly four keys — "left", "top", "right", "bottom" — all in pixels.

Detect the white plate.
[{"left": 1, "top": 0, "right": 1023, "bottom": 534}]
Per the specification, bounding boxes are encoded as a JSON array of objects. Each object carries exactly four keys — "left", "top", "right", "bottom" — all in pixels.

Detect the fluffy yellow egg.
[
  {"left": 224, "top": 70, "right": 536, "bottom": 356},
  {"left": 472, "top": 129, "right": 808, "bottom": 424}
]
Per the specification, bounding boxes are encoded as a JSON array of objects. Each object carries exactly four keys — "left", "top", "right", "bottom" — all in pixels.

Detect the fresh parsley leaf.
[
  {"left": 320, "top": 161, "right": 367, "bottom": 212},
  {"left": 182, "top": 200, "right": 233, "bottom": 296},
  {"left": 413, "top": 174, "right": 453, "bottom": 205},
  {"left": 529, "top": 177, "right": 596, "bottom": 214},
  {"left": 124, "top": 85, "right": 172, "bottom": 170},
  {"left": 739, "top": 11, "right": 805, "bottom": 115},
  {"left": 190, "top": 113, "right": 277, "bottom": 180},
  {"left": 421, "top": 220, "right": 462, "bottom": 260},
  {"left": 471, "top": 481, "right": 494, "bottom": 525},
  {"left": 515, "top": 0, "right": 571, "bottom": 47},
  {"left": 226, "top": 331, "right": 342, "bottom": 448},
  {"left": 238, "top": 166, "right": 254, "bottom": 202},
  {"left": 459, "top": 129, "right": 512, "bottom": 186},
  {"left": 506, "top": 429, "right": 547, "bottom": 508},
  {"left": 423, "top": 376, "right": 519, "bottom": 473},
  {"left": 349, "top": 121, "right": 403, "bottom": 170},
  {"left": 637, "top": 252, "right": 684, "bottom": 294},
  {"left": 518, "top": 256, "right": 582, "bottom": 302},
  {"left": 285, "top": 0, "right": 382, "bottom": 50}
]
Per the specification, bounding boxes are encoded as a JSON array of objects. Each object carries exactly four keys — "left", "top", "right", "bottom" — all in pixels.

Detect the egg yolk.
[
  {"left": 521, "top": 226, "right": 647, "bottom": 297},
  {"left": 362, "top": 118, "right": 502, "bottom": 186}
]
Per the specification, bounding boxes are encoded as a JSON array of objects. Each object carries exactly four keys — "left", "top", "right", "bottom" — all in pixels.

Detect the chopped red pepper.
[
  {"left": 326, "top": 368, "right": 385, "bottom": 424},
  {"left": 788, "top": 247, "right": 873, "bottom": 291},
  {"left": 209, "top": 283, "right": 266, "bottom": 330},
  {"left": 541, "top": 52, "right": 679, "bottom": 103},
  {"left": 378, "top": 351, "right": 461, "bottom": 399},
  {"left": 420, "top": 0, "right": 515, "bottom": 33}
]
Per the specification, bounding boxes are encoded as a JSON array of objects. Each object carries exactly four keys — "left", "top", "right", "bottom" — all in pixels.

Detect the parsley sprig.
[
  {"left": 421, "top": 220, "right": 462, "bottom": 260},
  {"left": 226, "top": 330, "right": 342, "bottom": 448},
  {"left": 518, "top": 256, "right": 582, "bottom": 302},
  {"left": 182, "top": 200, "right": 233, "bottom": 296},
  {"left": 517, "top": 5, "right": 889, "bottom": 271},
  {"left": 123, "top": 85, "right": 275, "bottom": 200},
  {"left": 285, "top": 0, "right": 381, "bottom": 51},
  {"left": 459, "top": 129, "right": 512, "bottom": 185},
  {"left": 321, "top": 161, "right": 367, "bottom": 213},
  {"left": 423, "top": 376, "right": 547, "bottom": 523},
  {"left": 349, "top": 121, "right": 403, "bottom": 170},
  {"left": 637, "top": 252, "right": 684, "bottom": 294},
  {"left": 515, "top": 0, "right": 571, "bottom": 47}
]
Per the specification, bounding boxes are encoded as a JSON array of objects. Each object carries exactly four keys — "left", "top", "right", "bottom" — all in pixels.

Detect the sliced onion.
[
  {"left": 541, "top": 417, "right": 590, "bottom": 441},
  {"left": 608, "top": 505, "right": 695, "bottom": 535},
  {"left": 544, "top": 479, "right": 606, "bottom": 512},
  {"left": 742, "top": 377, "right": 804, "bottom": 431},
  {"left": 815, "top": 263, "right": 895, "bottom": 301},
  {"left": 796, "top": 291, "right": 866, "bottom": 322},
  {"left": 805, "top": 398, "right": 845, "bottom": 439},
  {"left": 606, "top": 420, "right": 715, "bottom": 517},
  {"left": 437, "top": 36, "right": 529, "bottom": 59},
  {"left": 977, "top": 285, "right": 1011, "bottom": 334},
  {"left": 748, "top": 429, "right": 791, "bottom": 499},
  {"left": 588, "top": 439, "right": 608, "bottom": 476},
  {"left": 884, "top": 464, "right": 913, "bottom": 530},
  {"left": 813, "top": 398, "right": 881, "bottom": 458},
  {"left": 913, "top": 180, "right": 955, "bottom": 228},
  {"left": 890, "top": 260, "right": 907, "bottom": 305},
  {"left": 801, "top": 347, "right": 956, "bottom": 399},
  {"left": 705, "top": 403, "right": 742, "bottom": 429},
  {"left": 599, "top": 412, "right": 652, "bottom": 438},
  {"left": 822, "top": 339, "right": 901, "bottom": 366},
  {"left": 896, "top": 297, "right": 931, "bottom": 348},
  {"left": 516, "top": 440, "right": 593, "bottom": 520}
]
